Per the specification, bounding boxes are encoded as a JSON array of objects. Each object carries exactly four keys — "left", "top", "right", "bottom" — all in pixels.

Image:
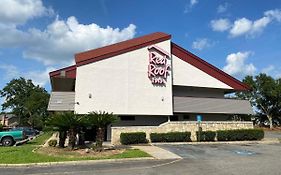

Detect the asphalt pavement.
[{"left": 1, "top": 142, "right": 281, "bottom": 175}]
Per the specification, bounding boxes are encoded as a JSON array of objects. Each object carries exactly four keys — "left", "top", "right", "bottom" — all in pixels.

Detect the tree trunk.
[
  {"left": 68, "top": 128, "right": 76, "bottom": 150},
  {"left": 78, "top": 130, "right": 86, "bottom": 146},
  {"left": 267, "top": 115, "right": 273, "bottom": 129},
  {"left": 96, "top": 127, "right": 104, "bottom": 149},
  {"left": 58, "top": 131, "right": 67, "bottom": 148}
]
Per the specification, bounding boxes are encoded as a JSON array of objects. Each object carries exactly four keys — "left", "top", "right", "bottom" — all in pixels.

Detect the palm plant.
[
  {"left": 46, "top": 112, "right": 87, "bottom": 149},
  {"left": 87, "top": 111, "right": 117, "bottom": 149}
]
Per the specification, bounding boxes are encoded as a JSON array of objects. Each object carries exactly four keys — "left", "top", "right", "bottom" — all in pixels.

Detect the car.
[
  {"left": 9, "top": 127, "right": 40, "bottom": 137},
  {"left": 0, "top": 130, "right": 27, "bottom": 146}
]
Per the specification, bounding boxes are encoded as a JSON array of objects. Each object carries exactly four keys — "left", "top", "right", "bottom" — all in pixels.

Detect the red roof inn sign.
[{"left": 147, "top": 45, "right": 171, "bottom": 85}]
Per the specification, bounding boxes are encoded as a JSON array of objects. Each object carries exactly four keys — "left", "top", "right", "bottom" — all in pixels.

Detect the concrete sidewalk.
[{"left": 132, "top": 145, "right": 182, "bottom": 159}]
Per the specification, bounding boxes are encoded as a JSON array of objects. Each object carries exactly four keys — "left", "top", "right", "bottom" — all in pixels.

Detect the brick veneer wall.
[{"left": 111, "top": 121, "right": 254, "bottom": 145}]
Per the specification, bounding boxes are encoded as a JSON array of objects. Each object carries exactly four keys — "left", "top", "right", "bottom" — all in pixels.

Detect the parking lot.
[{"left": 157, "top": 143, "right": 281, "bottom": 175}]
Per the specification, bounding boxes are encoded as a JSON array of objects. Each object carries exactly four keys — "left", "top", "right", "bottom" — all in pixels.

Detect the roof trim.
[
  {"left": 171, "top": 42, "right": 250, "bottom": 91},
  {"left": 49, "top": 65, "right": 76, "bottom": 78},
  {"left": 75, "top": 32, "right": 171, "bottom": 67}
]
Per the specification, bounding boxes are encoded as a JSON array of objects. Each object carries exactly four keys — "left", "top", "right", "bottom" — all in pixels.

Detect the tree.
[
  {"left": 87, "top": 111, "right": 117, "bottom": 149},
  {"left": 46, "top": 112, "right": 87, "bottom": 149},
  {"left": 236, "top": 74, "right": 281, "bottom": 128},
  {"left": 0, "top": 77, "right": 49, "bottom": 127}
]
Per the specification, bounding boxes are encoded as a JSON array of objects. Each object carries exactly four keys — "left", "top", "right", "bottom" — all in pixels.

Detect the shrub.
[
  {"left": 196, "top": 131, "right": 216, "bottom": 141},
  {"left": 120, "top": 132, "right": 147, "bottom": 145},
  {"left": 217, "top": 129, "right": 264, "bottom": 141},
  {"left": 150, "top": 132, "right": 191, "bottom": 142},
  {"left": 0, "top": 123, "right": 3, "bottom": 131},
  {"left": 48, "top": 139, "right": 57, "bottom": 147}
]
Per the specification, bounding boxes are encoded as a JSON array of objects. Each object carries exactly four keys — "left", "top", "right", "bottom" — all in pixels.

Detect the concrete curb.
[
  {"left": 0, "top": 157, "right": 155, "bottom": 167},
  {"left": 151, "top": 138, "right": 280, "bottom": 146}
]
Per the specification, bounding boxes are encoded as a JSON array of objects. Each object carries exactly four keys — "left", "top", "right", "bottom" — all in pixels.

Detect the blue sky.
[{"left": 0, "top": 0, "right": 281, "bottom": 100}]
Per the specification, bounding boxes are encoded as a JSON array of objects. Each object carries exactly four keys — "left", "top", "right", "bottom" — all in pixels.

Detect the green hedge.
[
  {"left": 217, "top": 129, "right": 264, "bottom": 141},
  {"left": 120, "top": 132, "right": 148, "bottom": 145},
  {"left": 196, "top": 131, "right": 216, "bottom": 141},
  {"left": 150, "top": 132, "right": 191, "bottom": 142}
]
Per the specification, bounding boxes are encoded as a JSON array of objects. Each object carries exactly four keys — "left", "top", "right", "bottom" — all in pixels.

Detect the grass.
[
  {"left": 0, "top": 132, "right": 150, "bottom": 164},
  {"left": 279, "top": 138, "right": 281, "bottom": 143}
]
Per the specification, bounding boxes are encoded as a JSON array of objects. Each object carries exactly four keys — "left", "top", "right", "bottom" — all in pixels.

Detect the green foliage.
[
  {"left": 0, "top": 123, "right": 3, "bottom": 131},
  {"left": 236, "top": 74, "right": 281, "bottom": 128},
  {"left": 120, "top": 132, "right": 148, "bottom": 145},
  {"left": 46, "top": 112, "right": 87, "bottom": 149},
  {"left": 217, "top": 129, "right": 264, "bottom": 141},
  {"left": 196, "top": 131, "right": 216, "bottom": 141},
  {"left": 48, "top": 139, "right": 57, "bottom": 147},
  {"left": 86, "top": 111, "right": 118, "bottom": 128},
  {"left": 0, "top": 77, "right": 49, "bottom": 127},
  {"left": 28, "top": 132, "right": 53, "bottom": 145},
  {"left": 86, "top": 111, "right": 118, "bottom": 148},
  {"left": 150, "top": 132, "right": 191, "bottom": 142},
  {"left": 46, "top": 112, "right": 87, "bottom": 131}
]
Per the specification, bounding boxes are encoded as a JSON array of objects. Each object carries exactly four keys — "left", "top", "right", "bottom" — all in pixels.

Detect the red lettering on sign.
[{"left": 147, "top": 45, "right": 171, "bottom": 85}]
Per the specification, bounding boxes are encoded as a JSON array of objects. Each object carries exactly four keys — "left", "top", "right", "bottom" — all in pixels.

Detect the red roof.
[
  {"left": 75, "top": 32, "right": 171, "bottom": 66},
  {"left": 171, "top": 42, "right": 250, "bottom": 91},
  {"left": 49, "top": 65, "right": 76, "bottom": 79}
]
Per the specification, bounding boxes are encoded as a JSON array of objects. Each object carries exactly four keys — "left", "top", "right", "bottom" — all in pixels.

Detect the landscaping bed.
[{"left": 0, "top": 132, "right": 150, "bottom": 164}]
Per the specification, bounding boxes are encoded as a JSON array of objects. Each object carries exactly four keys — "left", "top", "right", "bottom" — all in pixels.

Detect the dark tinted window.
[
  {"left": 183, "top": 115, "right": 190, "bottom": 120},
  {"left": 170, "top": 115, "right": 179, "bottom": 121},
  {"left": 119, "top": 116, "right": 135, "bottom": 121}
]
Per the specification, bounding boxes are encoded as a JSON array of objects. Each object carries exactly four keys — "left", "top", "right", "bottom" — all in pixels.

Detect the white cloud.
[
  {"left": 261, "top": 65, "right": 275, "bottom": 74},
  {"left": 0, "top": 15, "right": 136, "bottom": 66},
  {"left": 190, "top": 0, "right": 198, "bottom": 6},
  {"left": 210, "top": 18, "right": 231, "bottom": 32},
  {"left": 251, "top": 17, "right": 271, "bottom": 34},
  {"left": 0, "top": 64, "right": 55, "bottom": 87},
  {"left": 229, "top": 17, "right": 271, "bottom": 37},
  {"left": 265, "top": 9, "right": 281, "bottom": 22},
  {"left": 192, "top": 38, "right": 213, "bottom": 50},
  {"left": 25, "top": 67, "right": 55, "bottom": 87},
  {"left": 211, "top": 9, "right": 281, "bottom": 38},
  {"left": 184, "top": 0, "right": 198, "bottom": 13},
  {"left": 23, "top": 16, "right": 136, "bottom": 65},
  {"left": 223, "top": 51, "right": 256, "bottom": 79},
  {"left": 217, "top": 3, "right": 229, "bottom": 13},
  {"left": 0, "top": 0, "right": 53, "bottom": 26},
  {"left": 229, "top": 18, "right": 253, "bottom": 37},
  {"left": 261, "top": 65, "right": 281, "bottom": 78},
  {"left": 0, "top": 64, "right": 20, "bottom": 80}
]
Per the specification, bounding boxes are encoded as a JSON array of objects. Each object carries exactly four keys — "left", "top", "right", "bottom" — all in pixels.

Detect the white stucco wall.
[
  {"left": 75, "top": 40, "right": 173, "bottom": 115},
  {"left": 172, "top": 55, "right": 233, "bottom": 89}
]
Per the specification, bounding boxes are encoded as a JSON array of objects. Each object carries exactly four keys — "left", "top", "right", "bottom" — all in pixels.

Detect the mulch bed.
[{"left": 36, "top": 147, "right": 125, "bottom": 158}]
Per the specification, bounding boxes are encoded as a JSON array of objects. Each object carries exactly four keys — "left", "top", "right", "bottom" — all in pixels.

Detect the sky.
[{"left": 0, "top": 0, "right": 281, "bottom": 99}]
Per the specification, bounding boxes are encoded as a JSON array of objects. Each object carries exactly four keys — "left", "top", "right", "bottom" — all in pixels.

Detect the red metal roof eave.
[
  {"left": 171, "top": 42, "right": 250, "bottom": 91},
  {"left": 75, "top": 33, "right": 171, "bottom": 67},
  {"left": 49, "top": 65, "right": 76, "bottom": 78}
]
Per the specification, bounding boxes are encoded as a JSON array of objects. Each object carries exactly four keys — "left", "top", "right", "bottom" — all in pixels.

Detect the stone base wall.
[{"left": 111, "top": 121, "right": 253, "bottom": 145}]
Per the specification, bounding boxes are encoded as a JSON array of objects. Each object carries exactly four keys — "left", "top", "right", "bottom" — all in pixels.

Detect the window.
[
  {"left": 119, "top": 116, "right": 135, "bottom": 121},
  {"left": 183, "top": 115, "right": 190, "bottom": 120},
  {"left": 170, "top": 115, "right": 179, "bottom": 121}
]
